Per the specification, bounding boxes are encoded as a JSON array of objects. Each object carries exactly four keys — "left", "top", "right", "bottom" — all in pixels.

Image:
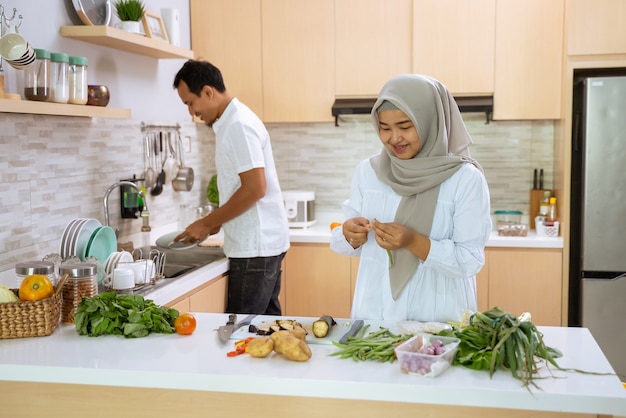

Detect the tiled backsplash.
[{"left": 0, "top": 112, "right": 554, "bottom": 273}]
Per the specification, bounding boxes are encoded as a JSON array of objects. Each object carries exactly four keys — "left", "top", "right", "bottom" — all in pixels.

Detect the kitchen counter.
[
  {"left": 0, "top": 313, "right": 624, "bottom": 418},
  {"left": 292, "top": 212, "right": 564, "bottom": 248}
]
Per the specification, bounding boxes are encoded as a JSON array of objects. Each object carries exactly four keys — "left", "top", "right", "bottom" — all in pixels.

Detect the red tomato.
[{"left": 174, "top": 313, "right": 197, "bottom": 335}]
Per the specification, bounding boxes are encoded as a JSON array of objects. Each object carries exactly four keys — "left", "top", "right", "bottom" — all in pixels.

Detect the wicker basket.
[{"left": 0, "top": 289, "right": 63, "bottom": 339}]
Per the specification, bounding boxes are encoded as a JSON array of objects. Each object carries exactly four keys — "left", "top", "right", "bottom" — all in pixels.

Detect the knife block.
[{"left": 530, "top": 189, "right": 551, "bottom": 229}]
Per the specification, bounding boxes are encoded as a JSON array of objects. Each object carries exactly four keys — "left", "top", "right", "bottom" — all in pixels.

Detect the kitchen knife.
[
  {"left": 217, "top": 314, "right": 257, "bottom": 343},
  {"left": 338, "top": 319, "right": 364, "bottom": 344}
]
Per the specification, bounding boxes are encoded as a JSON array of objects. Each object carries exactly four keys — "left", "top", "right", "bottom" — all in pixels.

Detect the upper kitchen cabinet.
[
  {"left": 334, "top": 0, "right": 412, "bottom": 97},
  {"left": 566, "top": 0, "right": 626, "bottom": 56},
  {"left": 190, "top": 0, "right": 264, "bottom": 117},
  {"left": 493, "top": 0, "right": 564, "bottom": 120},
  {"left": 413, "top": 0, "right": 496, "bottom": 96},
  {"left": 262, "top": 0, "right": 335, "bottom": 122}
]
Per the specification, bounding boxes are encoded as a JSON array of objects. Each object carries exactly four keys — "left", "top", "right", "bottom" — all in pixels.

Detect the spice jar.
[
  {"left": 15, "top": 261, "right": 55, "bottom": 288},
  {"left": 59, "top": 263, "right": 98, "bottom": 324},
  {"left": 24, "top": 48, "right": 51, "bottom": 102},
  {"left": 69, "top": 55, "right": 88, "bottom": 105},
  {"left": 50, "top": 52, "right": 70, "bottom": 104}
]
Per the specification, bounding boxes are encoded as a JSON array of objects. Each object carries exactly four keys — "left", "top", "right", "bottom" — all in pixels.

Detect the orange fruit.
[
  {"left": 330, "top": 222, "right": 342, "bottom": 231},
  {"left": 174, "top": 312, "right": 197, "bottom": 335}
]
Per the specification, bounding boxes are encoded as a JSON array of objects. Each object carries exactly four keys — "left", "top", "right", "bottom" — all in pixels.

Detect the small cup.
[{"left": 112, "top": 268, "right": 135, "bottom": 290}]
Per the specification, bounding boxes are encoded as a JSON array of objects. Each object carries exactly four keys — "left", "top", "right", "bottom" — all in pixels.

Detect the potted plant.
[{"left": 114, "top": 0, "right": 145, "bottom": 33}]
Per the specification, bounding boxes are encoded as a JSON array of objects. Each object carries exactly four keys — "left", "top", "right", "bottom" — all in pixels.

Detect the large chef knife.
[
  {"left": 338, "top": 319, "right": 364, "bottom": 344},
  {"left": 218, "top": 314, "right": 256, "bottom": 343}
]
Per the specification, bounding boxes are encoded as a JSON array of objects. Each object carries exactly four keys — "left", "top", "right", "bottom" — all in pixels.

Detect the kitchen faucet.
[{"left": 103, "top": 181, "right": 151, "bottom": 234}]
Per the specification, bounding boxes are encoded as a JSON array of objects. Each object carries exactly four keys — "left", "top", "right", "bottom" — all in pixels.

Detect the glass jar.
[
  {"left": 15, "top": 261, "right": 55, "bottom": 288},
  {"left": 59, "top": 263, "right": 98, "bottom": 324},
  {"left": 50, "top": 52, "right": 70, "bottom": 104},
  {"left": 69, "top": 55, "right": 88, "bottom": 105},
  {"left": 24, "top": 48, "right": 51, "bottom": 102}
]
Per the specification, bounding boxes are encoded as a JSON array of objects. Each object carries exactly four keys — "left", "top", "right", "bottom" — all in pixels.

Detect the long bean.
[{"left": 330, "top": 325, "right": 410, "bottom": 363}]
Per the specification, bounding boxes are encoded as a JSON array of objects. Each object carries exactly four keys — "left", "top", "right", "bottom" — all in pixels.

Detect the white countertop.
[
  {"left": 291, "top": 212, "right": 564, "bottom": 248},
  {"left": 0, "top": 314, "right": 624, "bottom": 416}
]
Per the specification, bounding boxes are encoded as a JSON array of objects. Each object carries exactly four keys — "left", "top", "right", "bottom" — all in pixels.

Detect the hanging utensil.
[
  {"left": 144, "top": 133, "right": 156, "bottom": 188},
  {"left": 150, "top": 133, "right": 164, "bottom": 196},
  {"left": 163, "top": 131, "right": 179, "bottom": 184},
  {"left": 172, "top": 131, "right": 195, "bottom": 192}
]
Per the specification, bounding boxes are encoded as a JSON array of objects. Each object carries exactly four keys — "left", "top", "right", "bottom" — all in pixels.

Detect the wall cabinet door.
[
  {"left": 190, "top": 0, "right": 264, "bottom": 117},
  {"left": 567, "top": 0, "right": 626, "bottom": 56},
  {"left": 261, "top": 0, "right": 335, "bottom": 122},
  {"left": 284, "top": 243, "right": 352, "bottom": 318},
  {"left": 487, "top": 248, "right": 562, "bottom": 326},
  {"left": 189, "top": 274, "right": 228, "bottom": 313},
  {"left": 413, "top": 0, "right": 496, "bottom": 95},
  {"left": 493, "top": 0, "right": 564, "bottom": 120},
  {"left": 335, "top": 0, "right": 412, "bottom": 97}
]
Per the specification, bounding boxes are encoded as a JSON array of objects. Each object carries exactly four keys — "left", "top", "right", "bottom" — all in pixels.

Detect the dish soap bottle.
[{"left": 539, "top": 191, "right": 551, "bottom": 216}]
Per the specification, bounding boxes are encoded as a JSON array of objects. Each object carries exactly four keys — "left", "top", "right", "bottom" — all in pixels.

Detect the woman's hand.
[
  {"left": 342, "top": 217, "right": 371, "bottom": 248},
  {"left": 371, "top": 219, "right": 414, "bottom": 250},
  {"left": 371, "top": 219, "right": 430, "bottom": 261}
]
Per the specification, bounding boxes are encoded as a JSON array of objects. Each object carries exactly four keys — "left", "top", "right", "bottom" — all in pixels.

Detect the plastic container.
[
  {"left": 69, "top": 55, "right": 88, "bottom": 105},
  {"left": 535, "top": 216, "right": 560, "bottom": 237},
  {"left": 15, "top": 261, "right": 55, "bottom": 287},
  {"left": 394, "top": 333, "right": 460, "bottom": 377},
  {"left": 50, "top": 52, "right": 70, "bottom": 103},
  {"left": 59, "top": 263, "right": 98, "bottom": 324},
  {"left": 24, "top": 48, "right": 51, "bottom": 102},
  {"left": 494, "top": 210, "right": 523, "bottom": 227}
]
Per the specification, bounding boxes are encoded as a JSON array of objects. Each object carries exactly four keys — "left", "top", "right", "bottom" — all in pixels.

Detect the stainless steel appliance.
[
  {"left": 283, "top": 190, "right": 316, "bottom": 228},
  {"left": 570, "top": 71, "right": 626, "bottom": 380}
]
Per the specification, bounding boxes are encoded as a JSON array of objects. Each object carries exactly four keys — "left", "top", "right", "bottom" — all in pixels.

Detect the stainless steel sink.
[{"left": 131, "top": 245, "right": 226, "bottom": 295}]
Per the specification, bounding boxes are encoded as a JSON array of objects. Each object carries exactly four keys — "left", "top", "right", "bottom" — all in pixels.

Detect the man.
[{"left": 173, "top": 60, "right": 289, "bottom": 315}]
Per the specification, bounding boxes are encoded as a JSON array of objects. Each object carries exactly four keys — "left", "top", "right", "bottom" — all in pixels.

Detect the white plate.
[
  {"left": 59, "top": 219, "right": 80, "bottom": 257},
  {"left": 155, "top": 231, "right": 199, "bottom": 251},
  {"left": 62, "top": 219, "right": 84, "bottom": 258},
  {"left": 72, "top": 0, "right": 112, "bottom": 26},
  {"left": 67, "top": 218, "right": 88, "bottom": 258}
]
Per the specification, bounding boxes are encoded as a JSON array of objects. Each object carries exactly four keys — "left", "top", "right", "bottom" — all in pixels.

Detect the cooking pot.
[{"left": 172, "top": 133, "right": 194, "bottom": 192}]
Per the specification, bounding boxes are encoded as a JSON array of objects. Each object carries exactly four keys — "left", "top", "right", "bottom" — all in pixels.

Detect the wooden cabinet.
[
  {"left": 413, "top": 0, "right": 496, "bottom": 96},
  {"left": 493, "top": 0, "right": 564, "bottom": 120},
  {"left": 283, "top": 243, "right": 352, "bottom": 318},
  {"left": 335, "top": 0, "right": 412, "bottom": 97},
  {"left": 476, "top": 257, "right": 490, "bottom": 313},
  {"left": 485, "top": 248, "right": 563, "bottom": 326},
  {"left": 261, "top": 0, "right": 335, "bottom": 122},
  {"left": 166, "top": 274, "right": 228, "bottom": 313},
  {"left": 566, "top": 0, "right": 626, "bottom": 56},
  {"left": 190, "top": 0, "right": 264, "bottom": 118}
]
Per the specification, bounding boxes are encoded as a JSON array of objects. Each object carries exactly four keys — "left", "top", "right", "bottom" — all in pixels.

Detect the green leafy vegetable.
[
  {"left": 74, "top": 292, "right": 179, "bottom": 338},
  {"left": 206, "top": 174, "right": 219, "bottom": 206}
]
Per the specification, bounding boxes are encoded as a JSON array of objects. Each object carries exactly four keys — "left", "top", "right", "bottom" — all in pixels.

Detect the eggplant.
[{"left": 312, "top": 315, "right": 336, "bottom": 338}]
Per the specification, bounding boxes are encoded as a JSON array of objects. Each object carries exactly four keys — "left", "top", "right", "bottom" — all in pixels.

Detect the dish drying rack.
[{"left": 104, "top": 248, "right": 167, "bottom": 292}]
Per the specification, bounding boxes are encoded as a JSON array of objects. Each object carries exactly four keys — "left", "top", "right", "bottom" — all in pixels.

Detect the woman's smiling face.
[{"left": 377, "top": 109, "right": 422, "bottom": 159}]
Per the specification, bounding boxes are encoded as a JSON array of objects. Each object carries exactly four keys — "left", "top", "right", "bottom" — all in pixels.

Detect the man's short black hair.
[{"left": 173, "top": 60, "right": 226, "bottom": 95}]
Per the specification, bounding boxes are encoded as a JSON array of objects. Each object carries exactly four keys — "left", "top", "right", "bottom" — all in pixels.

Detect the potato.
[
  {"left": 246, "top": 337, "right": 274, "bottom": 358},
  {"left": 287, "top": 327, "right": 307, "bottom": 341},
  {"left": 269, "top": 330, "right": 292, "bottom": 354},
  {"left": 279, "top": 334, "right": 312, "bottom": 362}
]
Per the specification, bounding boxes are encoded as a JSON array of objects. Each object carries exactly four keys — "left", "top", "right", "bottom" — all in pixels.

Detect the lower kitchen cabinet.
[
  {"left": 485, "top": 248, "right": 563, "bottom": 326},
  {"left": 283, "top": 243, "right": 352, "bottom": 318},
  {"left": 166, "top": 274, "right": 228, "bottom": 314}
]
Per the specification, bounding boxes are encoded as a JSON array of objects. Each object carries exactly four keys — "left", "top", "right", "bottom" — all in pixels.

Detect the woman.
[{"left": 330, "top": 74, "right": 491, "bottom": 323}]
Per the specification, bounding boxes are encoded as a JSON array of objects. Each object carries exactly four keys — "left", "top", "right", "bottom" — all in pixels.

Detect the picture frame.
[{"left": 142, "top": 11, "right": 169, "bottom": 42}]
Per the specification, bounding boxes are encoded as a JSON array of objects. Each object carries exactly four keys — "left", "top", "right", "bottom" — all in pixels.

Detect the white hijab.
[{"left": 370, "top": 74, "right": 482, "bottom": 300}]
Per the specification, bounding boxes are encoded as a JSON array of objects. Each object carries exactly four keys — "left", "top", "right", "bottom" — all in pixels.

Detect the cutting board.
[{"left": 229, "top": 316, "right": 358, "bottom": 345}]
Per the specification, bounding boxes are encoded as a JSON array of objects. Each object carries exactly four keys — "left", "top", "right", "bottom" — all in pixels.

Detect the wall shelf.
[
  {"left": 0, "top": 99, "right": 131, "bottom": 118},
  {"left": 59, "top": 25, "right": 194, "bottom": 59}
]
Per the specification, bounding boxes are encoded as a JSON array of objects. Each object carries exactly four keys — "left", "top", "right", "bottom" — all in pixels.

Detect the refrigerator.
[{"left": 570, "top": 72, "right": 626, "bottom": 380}]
